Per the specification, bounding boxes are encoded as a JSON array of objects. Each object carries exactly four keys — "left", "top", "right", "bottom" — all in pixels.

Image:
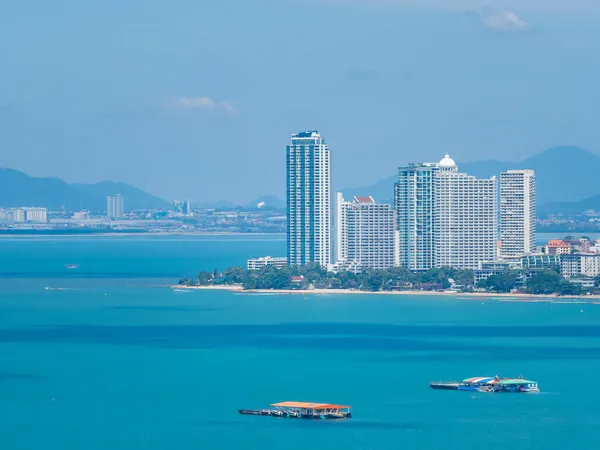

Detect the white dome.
[{"left": 439, "top": 154, "right": 456, "bottom": 168}]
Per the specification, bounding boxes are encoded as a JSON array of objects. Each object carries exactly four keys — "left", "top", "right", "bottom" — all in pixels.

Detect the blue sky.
[{"left": 1, "top": 0, "right": 599, "bottom": 203}]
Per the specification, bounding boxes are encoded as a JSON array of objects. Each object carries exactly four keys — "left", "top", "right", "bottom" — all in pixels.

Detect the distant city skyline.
[{"left": 2, "top": 1, "right": 600, "bottom": 202}]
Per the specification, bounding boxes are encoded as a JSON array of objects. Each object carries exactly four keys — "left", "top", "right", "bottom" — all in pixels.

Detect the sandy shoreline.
[{"left": 170, "top": 284, "right": 600, "bottom": 301}]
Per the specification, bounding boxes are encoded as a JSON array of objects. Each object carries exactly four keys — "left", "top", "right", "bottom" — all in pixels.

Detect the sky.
[{"left": 1, "top": 0, "right": 600, "bottom": 203}]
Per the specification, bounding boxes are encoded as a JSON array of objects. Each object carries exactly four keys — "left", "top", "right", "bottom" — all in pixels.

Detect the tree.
[
  {"left": 223, "top": 266, "right": 245, "bottom": 283},
  {"left": 484, "top": 270, "right": 519, "bottom": 293},
  {"left": 366, "top": 270, "right": 386, "bottom": 291},
  {"left": 526, "top": 270, "right": 562, "bottom": 295},
  {"left": 453, "top": 269, "right": 475, "bottom": 288},
  {"left": 197, "top": 271, "right": 214, "bottom": 286},
  {"left": 557, "top": 281, "right": 582, "bottom": 296},
  {"left": 330, "top": 277, "right": 342, "bottom": 289}
]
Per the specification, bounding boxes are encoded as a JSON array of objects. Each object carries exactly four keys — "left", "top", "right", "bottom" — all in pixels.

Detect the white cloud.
[
  {"left": 316, "top": 0, "right": 597, "bottom": 14},
  {"left": 480, "top": 7, "right": 530, "bottom": 33},
  {"left": 219, "top": 101, "right": 238, "bottom": 114},
  {"left": 167, "top": 96, "right": 237, "bottom": 114}
]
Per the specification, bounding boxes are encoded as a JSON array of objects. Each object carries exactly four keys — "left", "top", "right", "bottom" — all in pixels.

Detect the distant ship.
[{"left": 64, "top": 264, "right": 80, "bottom": 269}]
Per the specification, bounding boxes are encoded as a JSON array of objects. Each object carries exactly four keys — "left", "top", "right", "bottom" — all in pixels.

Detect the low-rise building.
[
  {"left": 561, "top": 253, "right": 600, "bottom": 278},
  {"left": 10, "top": 207, "right": 47, "bottom": 223},
  {"left": 546, "top": 240, "right": 571, "bottom": 255},
  {"left": 11, "top": 208, "right": 26, "bottom": 223},
  {"left": 567, "top": 278, "right": 595, "bottom": 289},
  {"left": 72, "top": 211, "right": 90, "bottom": 220},
  {"left": 247, "top": 256, "right": 288, "bottom": 271},
  {"left": 520, "top": 254, "right": 561, "bottom": 270},
  {"left": 474, "top": 260, "right": 517, "bottom": 283}
]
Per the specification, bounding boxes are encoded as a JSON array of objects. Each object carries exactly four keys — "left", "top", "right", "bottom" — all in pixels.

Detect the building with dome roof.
[
  {"left": 438, "top": 154, "right": 456, "bottom": 170},
  {"left": 434, "top": 156, "right": 498, "bottom": 270},
  {"left": 394, "top": 154, "right": 499, "bottom": 271}
]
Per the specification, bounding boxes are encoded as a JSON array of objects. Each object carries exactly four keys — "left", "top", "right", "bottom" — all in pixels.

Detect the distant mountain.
[
  {"left": 0, "top": 168, "right": 100, "bottom": 210},
  {"left": 0, "top": 168, "right": 169, "bottom": 211},
  {"left": 72, "top": 181, "right": 170, "bottom": 210},
  {"left": 341, "top": 146, "right": 600, "bottom": 205},
  {"left": 538, "top": 194, "right": 600, "bottom": 218},
  {"left": 194, "top": 200, "right": 237, "bottom": 209}
]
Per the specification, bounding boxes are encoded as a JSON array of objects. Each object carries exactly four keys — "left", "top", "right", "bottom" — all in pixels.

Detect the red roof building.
[{"left": 546, "top": 240, "right": 572, "bottom": 255}]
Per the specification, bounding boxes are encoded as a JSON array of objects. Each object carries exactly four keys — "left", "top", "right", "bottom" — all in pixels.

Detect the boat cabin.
[{"left": 493, "top": 379, "right": 539, "bottom": 392}]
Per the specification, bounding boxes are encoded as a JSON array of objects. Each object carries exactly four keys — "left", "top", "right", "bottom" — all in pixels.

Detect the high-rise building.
[
  {"left": 334, "top": 193, "right": 398, "bottom": 272},
  {"left": 173, "top": 200, "right": 191, "bottom": 215},
  {"left": 106, "top": 194, "right": 125, "bottom": 219},
  {"left": 394, "top": 162, "right": 438, "bottom": 270},
  {"left": 500, "top": 170, "right": 536, "bottom": 258},
  {"left": 434, "top": 155, "right": 498, "bottom": 270},
  {"left": 286, "top": 130, "right": 331, "bottom": 267}
]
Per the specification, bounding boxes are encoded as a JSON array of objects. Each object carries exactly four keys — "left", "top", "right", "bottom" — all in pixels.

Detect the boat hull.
[
  {"left": 238, "top": 409, "right": 271, "bottom": 416},
  {"left": 430, "top": 382, "right": 460, "bottom": 390}
]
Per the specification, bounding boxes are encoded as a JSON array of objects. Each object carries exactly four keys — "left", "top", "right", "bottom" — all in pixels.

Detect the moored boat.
[
  {"left": 457, "top": 377, "right": 496, "bottom": 391},
  {"left": 238, "top": 409, "right": 272, "bottom": 416},
  {"left": 492, "top": 379, "right": 539, "bottom": 393},
  {"left": 429, "top": 381, "right": 460, "bottom": 390},
  {"left": 430, "top": 375, "right": 539, "bottom": 393},
  {"left": 238, "top": 401, "right": 352, "bottom": 419}
]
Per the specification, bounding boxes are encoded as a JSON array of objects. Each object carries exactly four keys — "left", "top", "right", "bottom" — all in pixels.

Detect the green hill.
[{"left": 0, "top": 168, "right": 170, "bottom": 211}]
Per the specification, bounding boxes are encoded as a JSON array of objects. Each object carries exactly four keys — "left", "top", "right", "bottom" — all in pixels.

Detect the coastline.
[
  {"left": 0, "top": 231, "right": 286, "bottom": 238},
  {"left": 170, "top": 284, "right": 600, "bottom": 301}
]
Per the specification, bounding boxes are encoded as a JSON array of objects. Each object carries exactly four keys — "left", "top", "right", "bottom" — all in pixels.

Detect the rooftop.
[
  {"left": 270, "top": 401, "right": 351, "bottom": 409},
  {"left": 496, "top": 379, "right": 537, "bottom": 385},
  {"left": 353, "top": 196, "right": 375, "bottom": 204},
  {"left": 547, "top": 240, "right": 571, "bottom": 248},
  {"left": 292, "top": 130, "right": 319, "bottom": 138}
]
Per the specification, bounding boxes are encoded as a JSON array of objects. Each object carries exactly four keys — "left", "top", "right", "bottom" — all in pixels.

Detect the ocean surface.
[{"left": 1, "top": 234, "right": 599, "bottom": 450}]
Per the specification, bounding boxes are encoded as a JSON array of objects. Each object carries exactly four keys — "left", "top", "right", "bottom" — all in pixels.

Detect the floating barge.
[
  {"left": 239, "top": 401, "right": 352, "bottom": 419},
  {"left": 430, "top": 376, "right": 539, "bottom": 393}
]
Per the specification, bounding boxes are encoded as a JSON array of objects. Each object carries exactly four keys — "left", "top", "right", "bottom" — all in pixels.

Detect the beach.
[{"left": 170, "top": 284, "right": 600, "bottom": 300}]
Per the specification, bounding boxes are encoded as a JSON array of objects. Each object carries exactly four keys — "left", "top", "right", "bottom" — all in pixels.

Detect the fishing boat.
[{"left": 238, "top": 401, "right": 351, "bottom": 419}]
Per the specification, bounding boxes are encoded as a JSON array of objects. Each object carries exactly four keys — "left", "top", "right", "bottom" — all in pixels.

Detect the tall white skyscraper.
[
  {"left": 106, "top": 194, "right": 125, "bottom": 219},
  {"left": 434, "top": 155, "right": 498, "bottom": 270},
  {"left": 394, "top": 162, "right": 438, "bottom": 271},
  {"left": 334, "top": 193, "right": 398, "bottom": 272},
  {"left": 286, "top": 131, "right": 331, "bottom": 267},
  {"left": 500, "top": 170, "right": 536, "bottom": 257}
]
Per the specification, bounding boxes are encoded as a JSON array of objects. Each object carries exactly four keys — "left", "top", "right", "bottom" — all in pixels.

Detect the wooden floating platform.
[{"left": 239, "top": 401, "right": 352, "bottom": 420}]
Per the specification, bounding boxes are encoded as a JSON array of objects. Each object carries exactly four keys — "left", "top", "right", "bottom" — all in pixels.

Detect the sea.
[{"left": 1, "top": 233, "right": 599, "bottom": 450}]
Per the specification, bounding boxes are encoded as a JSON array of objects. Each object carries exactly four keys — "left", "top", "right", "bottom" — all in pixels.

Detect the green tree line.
[{"left": 178, "top": 265, "right": 600, "bottom": 296}]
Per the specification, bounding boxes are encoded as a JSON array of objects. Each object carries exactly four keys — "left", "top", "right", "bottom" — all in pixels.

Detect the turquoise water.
[{"left": 1, "top": 235, "right": 600, "bottom": 450}]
